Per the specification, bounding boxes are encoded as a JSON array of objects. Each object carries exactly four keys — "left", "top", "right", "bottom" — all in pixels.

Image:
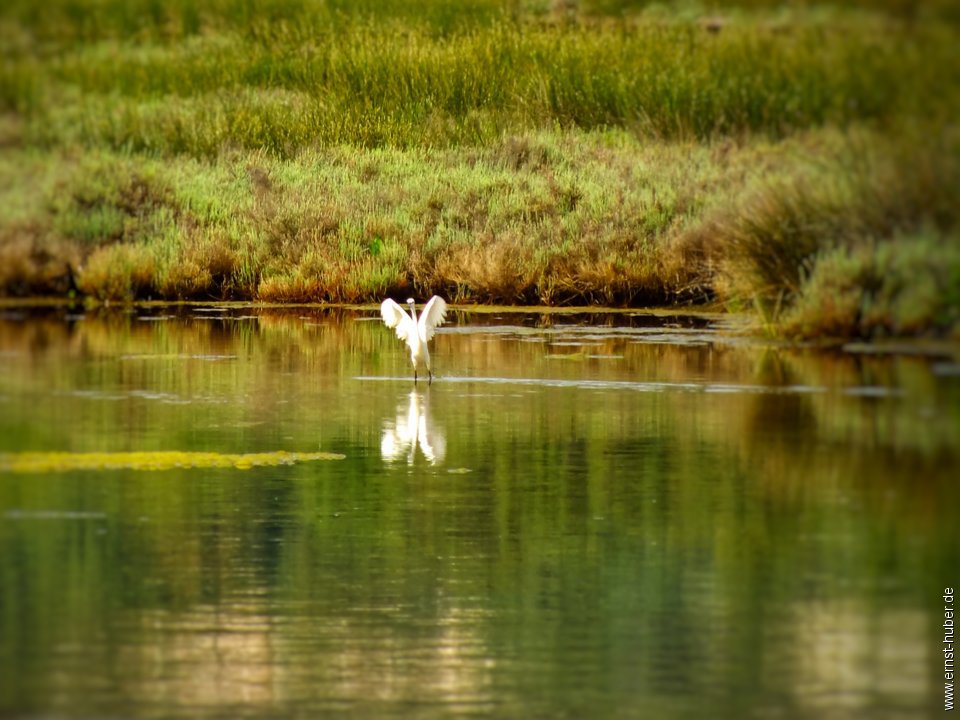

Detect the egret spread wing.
[
  {"left": 381, "top": 298, "right": 415, "bottom": 342},
  {"left": 418, "top": 296, "right": 448, "bottom": 342}
]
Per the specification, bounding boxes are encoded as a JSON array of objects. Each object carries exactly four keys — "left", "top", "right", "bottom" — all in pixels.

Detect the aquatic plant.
[{"left": 0, "top": 450, "right": 346, "bottom": 473}]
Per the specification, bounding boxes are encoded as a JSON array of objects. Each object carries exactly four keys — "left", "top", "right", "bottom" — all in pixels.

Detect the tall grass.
[
  {"left": 0, "top": 130, "right": 767, "bottom": 303},
  {"left": 4, "top": 0, "right": 957, "bottom": 47},
  {"left": 4, "top": 6, "right": 957, "bottom": 155}
]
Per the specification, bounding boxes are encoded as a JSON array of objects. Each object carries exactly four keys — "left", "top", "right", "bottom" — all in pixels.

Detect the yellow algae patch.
[{"left": 0, "top": 451, "right": 345, "bottom": 474}]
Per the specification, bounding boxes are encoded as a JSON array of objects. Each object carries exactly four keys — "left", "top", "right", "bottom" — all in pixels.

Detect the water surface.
[{"left": 0, "top": 305, "right": 957, "bottom": 719}]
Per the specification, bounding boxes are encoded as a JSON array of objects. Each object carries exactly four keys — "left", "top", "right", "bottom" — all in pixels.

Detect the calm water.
[{"left": 0, "top": 305, "right": 958, "bottom": 720}]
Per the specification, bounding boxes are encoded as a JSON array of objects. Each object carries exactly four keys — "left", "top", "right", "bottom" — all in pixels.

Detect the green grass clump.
[
  {"left": 780, "top": 235, "right": 960, "bottom": 338},
  {"left": 702, "top": 130, "right": 960, "bottom": 336}
]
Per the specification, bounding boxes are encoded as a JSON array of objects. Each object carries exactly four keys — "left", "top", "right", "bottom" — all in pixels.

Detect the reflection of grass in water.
[
  {"left": 0, "top": 450, "right": 345, "bottom": 473},
  {"left": 1, "top": 309, "right": 957, "bottom": 460}
]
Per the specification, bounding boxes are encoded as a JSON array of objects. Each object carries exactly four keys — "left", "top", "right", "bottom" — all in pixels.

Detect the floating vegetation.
[
  {"left": 0, "top": 451, "right": 345, "bottom": 474},
  {"left": 4, "top": 510, "right": 107, "bottom": 520}
]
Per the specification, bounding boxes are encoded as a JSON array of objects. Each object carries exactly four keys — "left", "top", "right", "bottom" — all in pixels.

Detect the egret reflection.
[{"left": 381, "top": 390, "right": 445, "bottom": 465}]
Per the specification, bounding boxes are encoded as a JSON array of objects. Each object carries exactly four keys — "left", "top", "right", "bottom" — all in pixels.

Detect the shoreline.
[{"left": 4, "top": 298, "right": 960, "bottom": 358}]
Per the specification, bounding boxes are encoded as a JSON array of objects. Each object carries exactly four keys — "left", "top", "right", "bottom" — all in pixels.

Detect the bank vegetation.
[{"left": 1, "top": 0, "right": 958, "bottom": 338}]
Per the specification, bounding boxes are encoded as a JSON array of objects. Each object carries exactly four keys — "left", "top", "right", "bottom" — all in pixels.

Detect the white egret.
[{"left": 380, "top": 296, "right": 448, "bottom": 383}]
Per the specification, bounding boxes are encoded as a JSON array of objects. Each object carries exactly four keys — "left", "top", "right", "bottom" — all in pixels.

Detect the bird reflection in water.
[{"left": 381, "top": 390, "right": 445, "bottom": 465}]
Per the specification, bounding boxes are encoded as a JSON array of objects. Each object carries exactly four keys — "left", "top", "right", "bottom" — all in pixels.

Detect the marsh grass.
[
  {"left": 3, "top": 127, "right": 958, "bottom": 335},
  {"left": 9, "top": 20, "right": 949, "bottom": 156},
  {"left": 1, "top": 0, "right": 959, "bottom": 336},
  {"left": 2, "top": 132, "right": 743, "bottom": 303}
]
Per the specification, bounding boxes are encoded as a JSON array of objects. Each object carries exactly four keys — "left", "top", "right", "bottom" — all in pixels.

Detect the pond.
[{"left": 1, "top": 304, "right": 958, "bottom": 719}]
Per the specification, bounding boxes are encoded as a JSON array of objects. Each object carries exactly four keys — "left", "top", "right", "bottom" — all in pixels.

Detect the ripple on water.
[
  {"left": 56, "top": 388, "right": 230, "bottom": 405},
  {"left": 355, "top": 375, "right": 904, "bottom": 397},
  {"left": 932, "top": 362, "right": 960, "bottom": 377}
]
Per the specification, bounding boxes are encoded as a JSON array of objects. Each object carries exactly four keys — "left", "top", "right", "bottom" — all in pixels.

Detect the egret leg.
[
  {"left": 414, "top": 368, "right": 418, "bottom": 384},
  {"left": 428, "top": 370, "right": 433, "bottom": 385}
]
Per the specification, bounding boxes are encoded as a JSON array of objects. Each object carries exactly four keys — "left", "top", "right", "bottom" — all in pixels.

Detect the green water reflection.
[{"left": 0, "top": 306, "right": 957, "bottom": 719}]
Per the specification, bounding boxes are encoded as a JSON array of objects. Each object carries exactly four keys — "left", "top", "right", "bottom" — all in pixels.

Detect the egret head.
[{"left": 406, "top": 298, "right": 415, "bottom": 305}]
